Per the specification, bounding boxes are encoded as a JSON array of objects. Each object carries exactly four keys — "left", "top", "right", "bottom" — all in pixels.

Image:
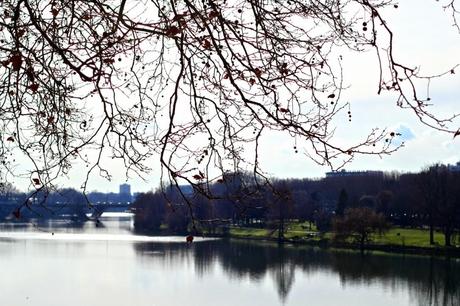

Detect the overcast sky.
[{"left": 8, "top": 0, "right": 460, "bottom": 194}]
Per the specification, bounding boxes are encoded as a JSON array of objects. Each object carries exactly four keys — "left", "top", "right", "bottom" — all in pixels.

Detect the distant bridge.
[
  {"left": 0, "top": 201, "right": 132, "bottom": 219},
  {"left": 87, "top": 203, "right": 132, "bottom": 218}
]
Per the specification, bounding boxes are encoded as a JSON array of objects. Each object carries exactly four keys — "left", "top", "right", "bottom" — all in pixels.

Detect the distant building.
[
  {"left": 119, "top": 183, "right": 132, "bottom": 203},
  {"left": 119, "top": 183, "right": 131, "bottom": 195},
  {"left": 326, "top": 169, "right": 384, "bottom": 178}
]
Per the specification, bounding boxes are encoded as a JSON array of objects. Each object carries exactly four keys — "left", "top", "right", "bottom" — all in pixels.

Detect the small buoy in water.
[{"left": 186, "top": 235, "right": 194, "bottom": 243}]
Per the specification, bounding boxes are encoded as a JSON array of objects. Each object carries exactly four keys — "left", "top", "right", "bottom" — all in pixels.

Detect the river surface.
[{"left": 0, "top": 214, "right": 459, "bottom": 306}]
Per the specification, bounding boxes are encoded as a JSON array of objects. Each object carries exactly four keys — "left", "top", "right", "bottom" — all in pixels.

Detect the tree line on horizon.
[
  {"left": 132, "top": 164, "right": 460, "bottom": 247},
  {"left": 1, "top": 163, "right": 460, "bottom": 246}
]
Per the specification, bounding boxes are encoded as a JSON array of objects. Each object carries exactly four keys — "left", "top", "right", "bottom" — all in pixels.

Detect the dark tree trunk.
[
  {"left": 360, "top": 234, "right": 366, "bottom": 251},
  {"left": 429, "top": 214, "right": 434, "bottom": 245},
  {"left": 278, "top": 218, "right": 285, "bottom": 243},
  {"left": 444, "top": 226, "right": 452, "bottom": 247},
  {"left": 277, "top": 201, "right": 285, "bottom": 243}
]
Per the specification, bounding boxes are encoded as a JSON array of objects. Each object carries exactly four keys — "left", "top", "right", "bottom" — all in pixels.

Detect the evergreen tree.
[{"left": 336, "top": 189, "right": 348, "bottom": 217}]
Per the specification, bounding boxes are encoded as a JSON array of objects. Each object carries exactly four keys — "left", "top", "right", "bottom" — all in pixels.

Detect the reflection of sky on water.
[
  {"left": 0, "top": 218, "right": 459, "bottom": 306},
  {"left": 0, "top": 232, "right": 215, "bottom": 243}
]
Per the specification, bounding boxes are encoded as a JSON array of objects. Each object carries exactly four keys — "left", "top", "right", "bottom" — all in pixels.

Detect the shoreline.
[
  {"left": 133, "top": 226, "right": 460, "bottom": 258},
  {"left": 217, "top": 234, "right": 460, "bottom": 258}
]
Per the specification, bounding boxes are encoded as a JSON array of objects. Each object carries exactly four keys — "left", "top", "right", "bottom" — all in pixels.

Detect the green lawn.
[
  {"left": 229, "top": 221, "right": 323, "bottom": 241},
  {"left": 228, "top": 223, "right": 456, "bottom": 249},
  {"left": 372, "top": 228, "right": 446, "bottom": 248},
  {"left": 229, "top": 227, "right": 271, "bottom": 238}
]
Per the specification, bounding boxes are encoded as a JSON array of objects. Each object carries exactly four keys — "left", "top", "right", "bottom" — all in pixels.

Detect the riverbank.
[{"left": 221, "top": 225, "right": 460, "bottom": 257}]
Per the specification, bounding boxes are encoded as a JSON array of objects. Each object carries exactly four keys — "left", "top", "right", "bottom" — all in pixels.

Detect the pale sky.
[
  {"left": 7, "top": 0, "right": 460, "bottom": 193},
  {"left": 255, "top": 0, "right": 460, "bottom": 181}
]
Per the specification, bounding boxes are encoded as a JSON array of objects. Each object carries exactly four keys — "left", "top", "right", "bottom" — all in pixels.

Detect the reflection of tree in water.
[
  {"left": 328, "top": 252, "right": 460, "bottom": 306},
  {"left": 134, "top": 240, "right": 460, "bottom": 305},
  {"left": 192, "top": 241, "right": 218, "bottom": 277},
  {"left": 217, "top": 241, "right": 272, "bottom": 281},
  {"left": 271, "top": 263, "right": 295, "bottom": 304},
  {"left": 270, "top": 247, "right": 295, "bottom": 304},
  {"left": 409, "top": 257, "right": 460, "bottom": 306}
]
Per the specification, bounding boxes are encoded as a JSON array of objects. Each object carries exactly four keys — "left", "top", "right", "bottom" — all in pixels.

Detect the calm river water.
[{"left": 0, "top": 214, "right": 459, "bottom": 306}]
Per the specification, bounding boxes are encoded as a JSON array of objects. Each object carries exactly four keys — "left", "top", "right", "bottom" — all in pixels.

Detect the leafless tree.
[
  {"left": 1, "top": 0, "right": 459, "bottom": 204},
  {"left": 333, "top": 207, "right": 389, "bottom": 249}
]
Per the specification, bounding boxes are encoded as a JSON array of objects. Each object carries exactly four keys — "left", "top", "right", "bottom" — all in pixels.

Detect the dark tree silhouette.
[
  {"left": 336, "top": 188, "right": 348, "bottom": 216},
  {"left": 376, "top": 190, "right": 393, "bottom": 215},
  {"left": 419, "top": 165, "right": 460, "bottom": 246},
  {"left": 1, "top": 0, "right": 459, "bottom": 214},
  {"left": 132, "top": 191, "right": 166, "bottom": 231},
  {"left": 333, "top": 207, "right": 389, "bottom": 250},
  {"left": 418, "top": 164, "right": 449, "bottom": 245},
  {"left": 292, "top": 189, "right": 316, "bottom": 229},
  {"left": 265, "top": 182, "right": 294, "bottom": 242}
]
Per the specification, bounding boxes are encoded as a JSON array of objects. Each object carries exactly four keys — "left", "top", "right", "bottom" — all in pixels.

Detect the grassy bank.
[{"left": 226, "top": 223, "right": 460, "bottom": 256}]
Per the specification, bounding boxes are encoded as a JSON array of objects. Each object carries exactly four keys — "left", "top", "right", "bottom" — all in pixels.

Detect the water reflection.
[
  {"left": 1, "top": 217, "right": 459, "bottom": 306},
  {"left": 0, "top": 214, "right": 134, "bottom": 235},
  {"left": 134, "top": 240, "right": 460, "bottom": 306}
]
